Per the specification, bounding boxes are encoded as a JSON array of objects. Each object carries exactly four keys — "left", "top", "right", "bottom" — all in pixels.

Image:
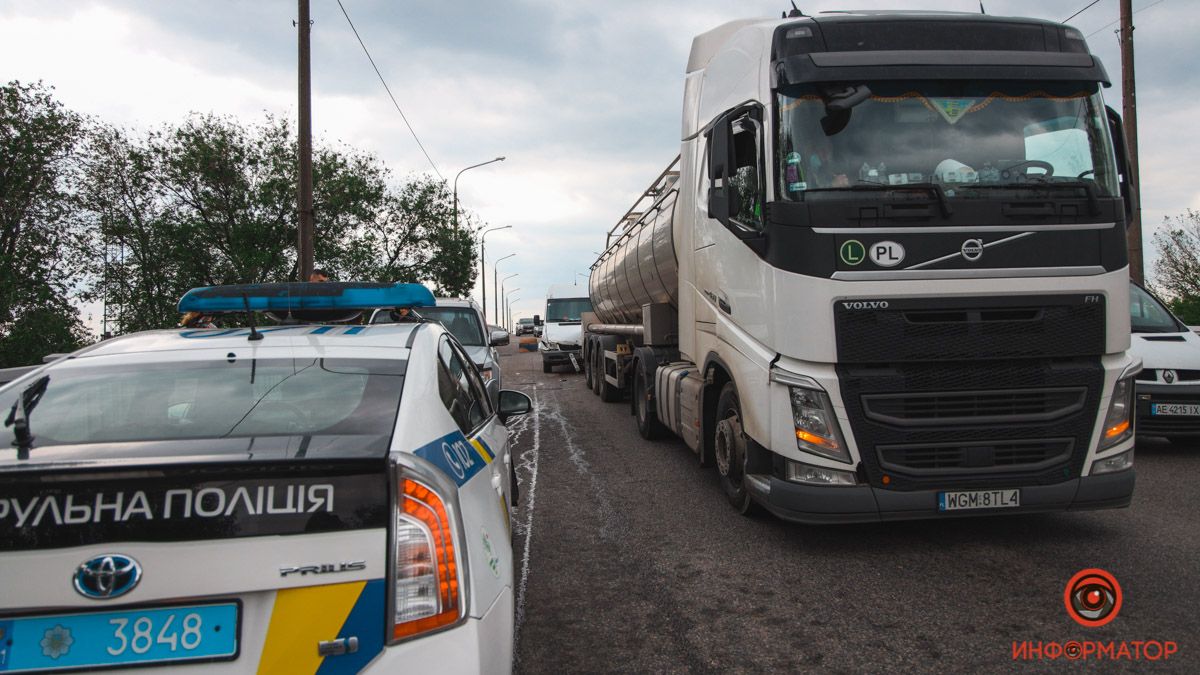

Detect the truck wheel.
[
  {"left": 543, "top": 358, "right": 553, "bottom": 374},
  {"left": 714, "top": 382, "right": 761, "bottom": 516},
  {"left": 634, "top": 365, "right": 667, "bottom": 440},
  {"left": 591, "top": 348, "right": 603, "bottom": 395},
  {"left": 598, "top": 353, "right": 622, "bottom": 403},
  {"left": 584, "top": 342, "right": 595, "bottom": 390}
]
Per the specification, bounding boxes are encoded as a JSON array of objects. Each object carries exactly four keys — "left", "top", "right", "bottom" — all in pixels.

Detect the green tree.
[
  {"left": 84, "top": 113, "right": 479, "bottom": 332},
  {"left": 0, "top": 81, "right": 89, "bottom": 367},
  {"left": 1152, "top": 209, "right": 1200, "bottom": 324}
]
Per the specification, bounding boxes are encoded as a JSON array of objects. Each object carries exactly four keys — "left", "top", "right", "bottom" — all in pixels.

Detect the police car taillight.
[{"left": 392, "top": 477, "right": 465, "bottom": 640}]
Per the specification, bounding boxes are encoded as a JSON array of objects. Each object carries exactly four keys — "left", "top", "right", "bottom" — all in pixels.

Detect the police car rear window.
[{"left": 0, "top": 357, "right": 405, "bottom": 448}]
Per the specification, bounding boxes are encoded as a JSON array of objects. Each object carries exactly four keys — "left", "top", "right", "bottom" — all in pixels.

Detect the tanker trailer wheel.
[
  {"left": 591, "top": 342, "right": 603, "bottom": 396},
  {"left": 598, "top": 351, "right": 622, "bottom": 403},
  {"left": 714, "top": 382, "right": 761, "bottom": 516},
  {"left": 584, "top": 340, "right": 595, "bottom": 391},
  {"left": 633, "top": 358, "right": 667, "bottom": 440}
]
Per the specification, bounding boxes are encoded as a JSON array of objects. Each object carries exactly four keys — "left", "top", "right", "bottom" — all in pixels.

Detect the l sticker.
[
  {"left": 840, "top": 240, "right": 865, "bottom": 266},
  {"left": 869, "top": 241, "right": 905, "bottom": 267}
]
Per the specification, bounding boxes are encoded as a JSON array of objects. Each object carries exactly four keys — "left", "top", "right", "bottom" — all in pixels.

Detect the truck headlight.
[
  {"left": 1098, "top": 377, "right": 1134, "bottom": 450},
  {"left": 1090, "top": 449, "right": 1134, "bottom": 475},
  {"left": 786, "top": 460, "right": 858, "bottom": 486},
  {"left": 789, "top": 386, "right": 850, "bottom": 463}
]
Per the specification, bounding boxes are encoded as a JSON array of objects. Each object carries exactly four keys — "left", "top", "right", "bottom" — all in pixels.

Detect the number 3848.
[{"left": 107, "top": 613, "right": 203, "bottom": 656}]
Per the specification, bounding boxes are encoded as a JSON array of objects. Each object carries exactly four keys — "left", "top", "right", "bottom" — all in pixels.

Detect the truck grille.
[
  {"left": 878, "top": 439, "right": 1074, "bottom": 476},
  {"left": 862, "top": 387, "right": 1086, "bottom": 426}
]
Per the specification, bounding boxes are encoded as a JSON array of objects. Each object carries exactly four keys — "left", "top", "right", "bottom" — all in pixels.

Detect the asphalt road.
[{"left": 499, "top": 344, "right": 1199, "bottom": 673}]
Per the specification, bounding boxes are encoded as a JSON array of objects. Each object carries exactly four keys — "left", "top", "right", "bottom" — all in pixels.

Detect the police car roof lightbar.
[{"left": 178, "top": 282, "right": 437, "bottom": 314}]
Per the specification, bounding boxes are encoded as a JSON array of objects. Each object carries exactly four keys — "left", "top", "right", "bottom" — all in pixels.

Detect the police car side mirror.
[
  {"left": 497, "top": 390, "right": 532, "bottom": 424},
  {"left": 490, "top": 329, "right": 510, "bottom": 347}
]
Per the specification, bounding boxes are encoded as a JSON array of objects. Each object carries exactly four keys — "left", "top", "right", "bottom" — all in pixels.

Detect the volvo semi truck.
[{"left": 581, "top": 10, "right": 1139, "bottom": 522}]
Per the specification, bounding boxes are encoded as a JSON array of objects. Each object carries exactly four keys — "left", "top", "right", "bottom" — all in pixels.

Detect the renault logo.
[
  {"left": 1163, "top": 369, "right": 1177, "bottom": 384},
  {"left": 74, "top": 554, "right": 142, "bottom": 599}
]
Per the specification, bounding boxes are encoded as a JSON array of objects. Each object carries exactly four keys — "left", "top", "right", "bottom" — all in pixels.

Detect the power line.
[
  {"left": 1086, "top": 0, "right": 1167, "bottom": 38},
  {"left": 1062, "top": 0, "right": 1101, "bottom": 23},
  {"left": 336, "top": 0, "right": 443, "bottom": 179}
]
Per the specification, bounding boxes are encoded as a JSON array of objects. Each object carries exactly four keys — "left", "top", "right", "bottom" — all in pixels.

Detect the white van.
[
  {"left": 538, "top": 283, "right": 591, "bottom": 373},
  {"left": 1128, "top": 282, "right": 1200, "bottom": 442}
]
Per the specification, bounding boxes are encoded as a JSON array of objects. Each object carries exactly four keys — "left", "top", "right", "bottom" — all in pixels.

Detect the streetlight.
[
  {"left": 506, "top": 294, "right": 521, "bottom": 330},
  {"left": 494, "top": 253, "right": 515, "bottom": 321},
  {"left": 479, "top": 225, "right": 511, "bottom": 324},
  {"left": 453, "top": 157, "right": 505, "bottom": 230},
  {"left": 500, "top": 274, "right": 518, "bottom": 321},
  {"left": 575, "top": 271, "right": 588, "bottom": 285}
]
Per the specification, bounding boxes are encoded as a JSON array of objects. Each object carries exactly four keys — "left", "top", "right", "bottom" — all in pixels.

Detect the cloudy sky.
[{"left": 2, "top": 0, "right": 1196, "bottom": 327}]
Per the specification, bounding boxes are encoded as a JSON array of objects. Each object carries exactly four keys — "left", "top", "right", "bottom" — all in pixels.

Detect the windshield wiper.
[
  {"left": 969, "top": 180, "right": 1101, "bottom": 216},
  {"left": 5, "top": 375, "right": 50, "bottom": 460},
  {"left": 803, "top": 181, "right": 952, "bottom": 218}
]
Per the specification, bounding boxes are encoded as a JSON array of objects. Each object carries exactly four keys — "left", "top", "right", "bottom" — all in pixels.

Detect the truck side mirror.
[
  {"left": 706, "top": 115, "right": 736, "bottom": 223},
  {"left": 1106, "top": 105, "right": 1135, "bottom": 223}
]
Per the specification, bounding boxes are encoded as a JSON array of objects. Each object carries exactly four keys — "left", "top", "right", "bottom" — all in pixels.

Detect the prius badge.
[{"left": 74, "top": 554, "right": 142, "bottom": 599}]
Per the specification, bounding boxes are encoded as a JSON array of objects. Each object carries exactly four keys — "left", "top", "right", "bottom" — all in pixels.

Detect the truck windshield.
[
  {"left": 0, "top": 358, "right": 405, "bottom": 448},
  {"left": 776, "top": 80, "right": 1118, "bottom": 200},
  {"left": 546, "top": 298, "right": 592, "bottom": 322}
]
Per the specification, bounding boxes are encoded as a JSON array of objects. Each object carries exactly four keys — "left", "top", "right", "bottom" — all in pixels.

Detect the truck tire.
[
  {"left": 591, "top": 345, "right": 603, "bottom": 396},
  {"left": 584, "top": 341, "right": 595, "bottom": 391},
  {"left": 714, "top": 382, "right": 761, "bottom": 516},
  {"left": 633, "top": 362, "right": 668, "bottom": 440},
  {"left": 598, "top": 351, "right": 622, "bottom": 403}
]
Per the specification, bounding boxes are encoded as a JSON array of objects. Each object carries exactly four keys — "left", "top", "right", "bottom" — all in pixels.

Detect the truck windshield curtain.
[
  {"left": 0, "top": 358, "right": 404, "bottom": 448},
  {"left": 546, "top": 298, "right": 592, "bottom": 322},
  {"left": 776, "top": 80, "right": 1119, "bottom": 199}
]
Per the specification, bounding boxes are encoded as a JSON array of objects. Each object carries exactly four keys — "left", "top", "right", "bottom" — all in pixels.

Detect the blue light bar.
[{"left": 178, "top": 282, "right": 436, "bottom": 314}]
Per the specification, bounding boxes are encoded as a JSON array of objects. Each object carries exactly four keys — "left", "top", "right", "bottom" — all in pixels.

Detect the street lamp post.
[
  {"left": 575, "top": 271, "right": 588, "bottom": 285},
  {"left": 499, "top": 274, "right": 518, "bottom": 322},
  {"left": 507, "top": 294, "right": 520, "bottom": 330},
  {"left": 479, "top": 225, "right": 511, "bottom": 324},
  {"left": 453, "top": 157, "right": 505, "bottom": 231},
  {"left": 494, "top": 253, "right": 515, "bottom": 320}
]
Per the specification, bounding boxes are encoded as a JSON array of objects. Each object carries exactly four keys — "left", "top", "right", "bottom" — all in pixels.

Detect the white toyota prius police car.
[{"left": 0, "top": 282, "right": 529, "bottom": 674}]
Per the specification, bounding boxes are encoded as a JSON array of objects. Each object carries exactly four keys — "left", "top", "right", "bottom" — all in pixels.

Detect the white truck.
[
  {"left": 539, "top": 283, "right": 591, "bottom": 373},
  {"left": 582, "top": 10, "right": 1140, "bottom": 522}
]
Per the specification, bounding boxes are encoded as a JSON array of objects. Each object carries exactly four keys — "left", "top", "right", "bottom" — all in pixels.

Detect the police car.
[{"left": 0, "top": 282, "right": 529, "bottom": 674}]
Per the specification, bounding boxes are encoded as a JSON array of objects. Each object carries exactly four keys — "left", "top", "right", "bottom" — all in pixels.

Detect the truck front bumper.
[
  {"left": 749, "top": 470, "right": 1135, "bottom": 524},
  {"left": 540, "top": 346, "right": 581, "bottom": 365}
]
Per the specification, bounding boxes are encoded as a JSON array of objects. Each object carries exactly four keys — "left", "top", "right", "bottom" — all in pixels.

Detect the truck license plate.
[
  {"left": 1151, "top": 403, "right": 1200, "bottom": 416},
  {"left": 0, "top": 602, "right": 238, "bottom": 672},
  {"left": 938, "top": 489, "right": 1020, "bottom": 512}
]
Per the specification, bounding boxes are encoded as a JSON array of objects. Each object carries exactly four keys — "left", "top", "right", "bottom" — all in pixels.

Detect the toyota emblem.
[{"left": 74, "top": 554, "right": 142, "bottom": 599}]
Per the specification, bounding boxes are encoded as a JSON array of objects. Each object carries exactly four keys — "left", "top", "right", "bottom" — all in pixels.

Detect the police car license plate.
[
  {"left": 0, "top": 602, "right": 238, "bottom": 672},
  {"left": 938, "top": 489, "right": 1020, "bottom": 512},
  {"left": 1151, "top": 403, "right": 1200, "bottom": 416}
]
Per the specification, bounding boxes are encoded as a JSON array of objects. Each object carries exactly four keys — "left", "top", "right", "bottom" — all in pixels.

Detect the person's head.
[{"left": 309, "top": 268, "right": 329, "bottom": 282}]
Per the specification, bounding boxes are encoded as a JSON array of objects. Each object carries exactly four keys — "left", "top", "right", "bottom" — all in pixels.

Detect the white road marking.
[{"left": 512, "top": 392, "right": 541, "bottom": 660}]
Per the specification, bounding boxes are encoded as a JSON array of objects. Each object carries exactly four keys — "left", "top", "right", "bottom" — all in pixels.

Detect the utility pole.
[
  {"left": 1120, "top": 0, "right": 1143, "bottom": 284},
  {"left": 297, "top": 0, "right": 315, "bottom": 280}
]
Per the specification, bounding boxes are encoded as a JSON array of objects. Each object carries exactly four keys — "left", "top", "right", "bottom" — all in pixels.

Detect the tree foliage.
[
  {"left": 0, "top": 81, "right": 89, "bottom": 367},
  {"left": 81, "top": 114, "right": 479, "bottom": 333},
  {"left": 0, "top": 83, "right": 481, "bottom": 363},
  {"left": 1152, "top": 210, "right": 1200, "bottom": 324}
]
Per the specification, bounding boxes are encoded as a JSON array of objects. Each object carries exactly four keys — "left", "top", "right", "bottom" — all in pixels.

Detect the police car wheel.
[{"left": 714, "top": 382, "right": 761, "bottom": 516}]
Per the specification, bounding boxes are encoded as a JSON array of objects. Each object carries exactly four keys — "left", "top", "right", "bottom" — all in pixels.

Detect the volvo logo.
[
  {"left": 74, "top": 554, "right": 142, "bottom": 599},
  {"left": 961, "top": 238, "right": 984, "bottom": 261},
  {"left": 1163, "top": 369, "right": 1177, "bottom": 384},
  {"left": 841, "top": 301, "right": 889, "bottom": 310}
]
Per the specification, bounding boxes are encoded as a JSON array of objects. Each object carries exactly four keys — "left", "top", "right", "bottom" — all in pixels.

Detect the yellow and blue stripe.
[{"left": 257, "top": 579, "right": 385, "bottom": 675}]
